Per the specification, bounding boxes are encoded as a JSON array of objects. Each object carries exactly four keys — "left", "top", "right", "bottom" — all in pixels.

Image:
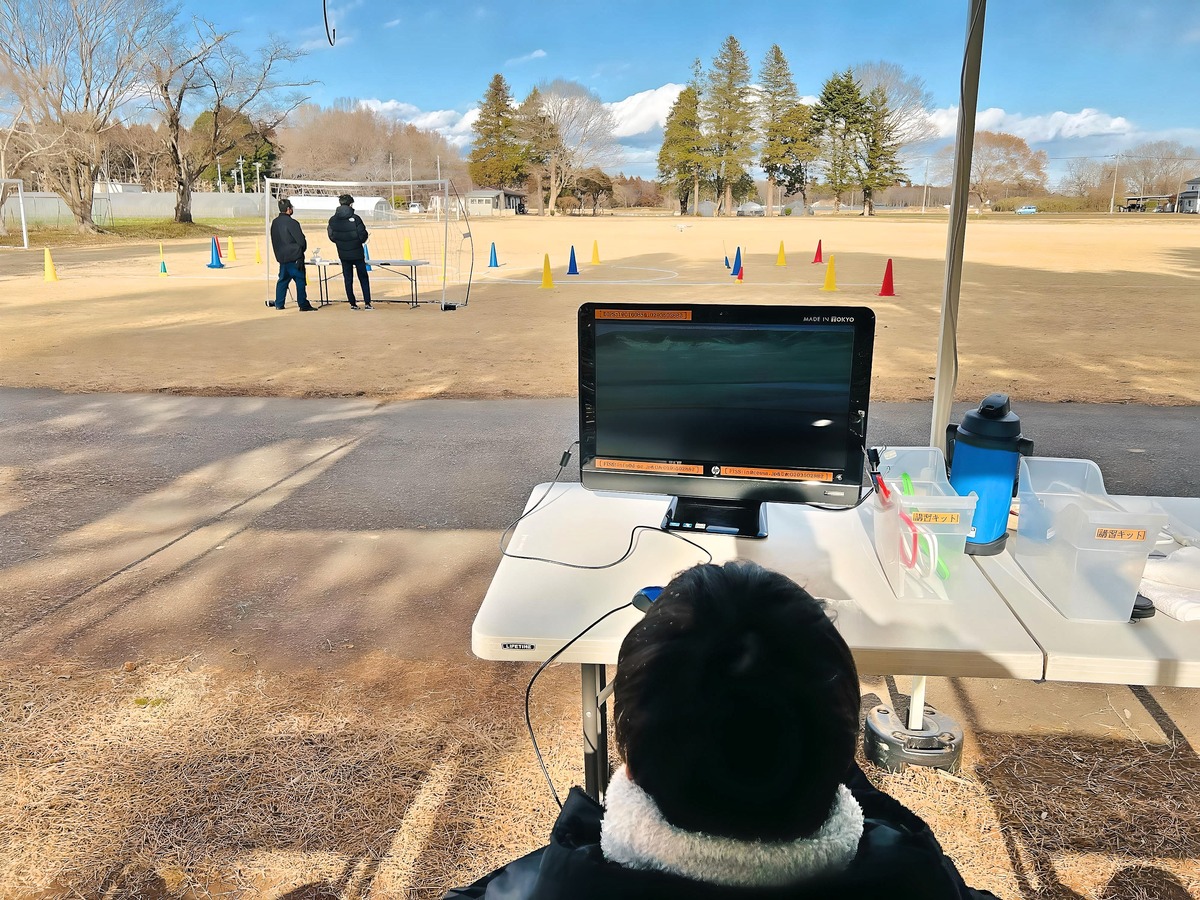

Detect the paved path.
[{"left": 0, "top": 388, "right": 1195, "bottom": 671}]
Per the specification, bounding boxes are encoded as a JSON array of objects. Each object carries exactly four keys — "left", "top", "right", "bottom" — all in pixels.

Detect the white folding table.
[
  {"left": 472, "top": 482, "right": 1045, "bottom": 797},
  {"left": 369, "top": 258, "right": 429, "bottom": 307},
  {"left": 975, "top": 496, "right": 1200, "bottom": 687}
]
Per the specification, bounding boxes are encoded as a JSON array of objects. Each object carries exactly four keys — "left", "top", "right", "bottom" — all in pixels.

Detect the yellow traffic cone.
[
  {"left": 591, "top": 240, "right": 600, "bottom": 265},
  {"left": 821, "top": 254, "right": 838, "bottom": 291},
  {"left": 254, "top": 238, "right": 262, "bottom": 265},
  {"left": 776, "top": 241, "right": 787, "bottom": 266},
  {"left": 403, "top": 237, "right": 413, "bottom": 260},
  {"left": 227, "top": 237, "right": 237, "bottom": 261},
  {"left": 541, "top": 254, "right": 554, "bottom": 289},
  {"left": 43, "top": 248, "right": 58, "bottom": 282}
]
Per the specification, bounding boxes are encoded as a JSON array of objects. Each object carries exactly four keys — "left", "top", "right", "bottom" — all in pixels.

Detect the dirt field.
[
  {"left": 1, "top": 214, "right": 1199, "bottom": 899},
  {"left": 2, "top": 213, "right": 1198, "bottom": 405}
]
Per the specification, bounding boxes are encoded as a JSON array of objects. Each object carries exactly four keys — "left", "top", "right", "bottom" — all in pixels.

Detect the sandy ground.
[
  {"left": 2, "top": 213, "right": 1198, "bottom": 405},
  {"left": 2, "top": 214, "right": 1200, "bottom": 899}
]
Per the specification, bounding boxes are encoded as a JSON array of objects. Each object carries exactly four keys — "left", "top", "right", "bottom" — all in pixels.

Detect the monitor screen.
[{"left": 578, "top": 303, "right": 875, "bottom": 532}]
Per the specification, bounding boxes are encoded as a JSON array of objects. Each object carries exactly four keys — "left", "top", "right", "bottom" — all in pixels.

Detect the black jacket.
[
  {"left": 270, "top": 213, "right": 307, "bottom": 264},
  {"left": 443, "top": 764, "right": 998, "bottom": 900},
  {"left": 326, "top": 205, "right": 369, "bottom": 260}
]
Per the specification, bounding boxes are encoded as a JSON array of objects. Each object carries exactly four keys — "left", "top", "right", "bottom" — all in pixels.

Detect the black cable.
[{"left": 525, "top": 601, "right": 634, "bottom": 808}]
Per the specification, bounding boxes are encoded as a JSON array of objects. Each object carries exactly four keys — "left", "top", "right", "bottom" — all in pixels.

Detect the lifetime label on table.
[
  {"left": 1094, "top": 527, "right": 1147, "bottom": 542},
  {"left": 910, "top": 511, "right": 961, "bottom": 525}
]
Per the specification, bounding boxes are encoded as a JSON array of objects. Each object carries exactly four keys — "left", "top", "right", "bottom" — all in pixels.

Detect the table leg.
[{"left": 581, "top": 663, "right": 609, "bottom": 801}]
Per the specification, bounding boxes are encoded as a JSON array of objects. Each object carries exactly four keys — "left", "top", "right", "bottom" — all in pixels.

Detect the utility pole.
[
  {"left": 1109, "top": 153, "right": 1121, "bottom": 214},
  {"left": 408, "top": 158, "right": 413, "bottom": 205},
  {"left": 253, "top": 161, "right": 262, "bottom": 194},
  {"left": 216, "top": 159, "right": 223, "bottom": 192},
  {"left": 389, "top": 153, "right": 395, "bottom": 207},
  {"left": 921, "top": 158, "right": 930, "bottom": 213},
  {"left": 237, "top": 156, "right": 245, "bottom": 193}
]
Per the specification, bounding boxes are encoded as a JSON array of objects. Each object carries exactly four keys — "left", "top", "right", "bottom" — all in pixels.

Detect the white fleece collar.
[{"left": 600, "top": 766, "right": 864, "bottom": 888}]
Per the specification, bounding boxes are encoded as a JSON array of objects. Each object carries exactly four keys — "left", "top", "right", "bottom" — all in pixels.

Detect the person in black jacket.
[
  {"left": 327, "top": 194, "right": 372, "bottom": 309},
  {"left": 444, "top": 561, "right": 999, "bottom": 900},
  {"left": 269, "top": 199, "right": 315, "bottom": 311}
]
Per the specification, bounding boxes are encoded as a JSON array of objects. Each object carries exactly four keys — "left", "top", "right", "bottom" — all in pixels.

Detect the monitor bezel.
[{"left": 578, "top": 302, "right": 876, "bottom": 510}]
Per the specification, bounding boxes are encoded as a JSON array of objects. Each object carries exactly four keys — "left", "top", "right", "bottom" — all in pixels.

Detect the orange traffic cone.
[
  {"left": 878, "top": 258, "right": 895, "bottom": 296},
  {"left": 811, "top": 239, "right": 823, "bottom": 264}
]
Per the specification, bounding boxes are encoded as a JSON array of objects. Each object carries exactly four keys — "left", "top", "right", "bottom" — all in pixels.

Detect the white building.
[
  {"left": 1179, "top": 177, "right": 1199, "bottom": 214},
  {"left": 465, "top": 188, "right": 526, "bottom": 216}
]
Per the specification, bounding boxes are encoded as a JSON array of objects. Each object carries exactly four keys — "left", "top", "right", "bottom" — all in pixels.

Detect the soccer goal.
[
  {"left": 0, "top": 179, "right": 30, "bottom": 250},
  {"left": 263, "top": 178, "right": 474, "bottom": 310}
]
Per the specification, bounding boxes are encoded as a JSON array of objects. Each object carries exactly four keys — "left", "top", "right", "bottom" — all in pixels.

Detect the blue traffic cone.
[
  {"left": 567, "top": 246, "right": 580, "bottom": 275},
  {"left": 730, "top": 246, "right": 741, "bottom": 277},
  {"left": 488, "top": 242, "right": 498, "bottom": 268},
  {"left": 724, "top": 255, "right": 730, "bottom": 269},
  {"left": 364, "top": 242, "right": 372, "bottom": 271},
  {"left": 206, "top": 236, "right": 224, "bottom": 269}
]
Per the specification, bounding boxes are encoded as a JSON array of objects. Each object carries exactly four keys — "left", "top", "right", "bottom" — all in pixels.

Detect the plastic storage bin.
[
  {"left": 1012, "top": 457, "right": 1166, "bottom": 622},
  {"left": 871, "top": 447, "right": 978, "bottom": 600}
]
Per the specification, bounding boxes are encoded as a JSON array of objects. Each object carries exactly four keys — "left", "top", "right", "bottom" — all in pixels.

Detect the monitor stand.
[{"left": 662, "top": 496, "right": 768, "bottom": 539}]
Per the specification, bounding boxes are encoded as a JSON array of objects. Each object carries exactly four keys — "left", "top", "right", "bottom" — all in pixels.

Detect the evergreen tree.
[
  {"left": 514, "top": 86, "right": 557, "bottom": 214},
  {"left": 853, "top": 86, "right": 905, "bottom": 216},
  {"left": 702, "top": 36, "right": 755, "bottom": 216},
  {"left": 468, "top": 74, "right": 524, "bottom": 189},
  {"left": 657, "top": 83, "right": 706, "bottom": 215},
  {"left": 758, "top": 44, "right": 816, "bottom": 215},
  {"left": 811, "top": 69, "right": 866, "bottom": 211}
]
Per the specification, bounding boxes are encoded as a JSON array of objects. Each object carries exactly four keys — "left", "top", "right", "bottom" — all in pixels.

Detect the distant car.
[
  {"left": 1015, "top": 205, "right": 1038, "bottom": 215},
  {"left": 408, "top": 202, "right": 424, "bottom": 214},
  {"left": 736, "top": 202, "right": 765, "bottom": 217}
]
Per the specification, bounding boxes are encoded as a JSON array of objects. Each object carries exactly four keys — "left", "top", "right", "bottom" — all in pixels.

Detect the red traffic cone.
[
  {"left": 811, "top": 239, "right": 823, "bottom": 264},
  {"left": 737, "top": 265, "right": 744, "bottom": 282},
  {"left": 878, "top": 258, "right": 895, "bottom": 297}
]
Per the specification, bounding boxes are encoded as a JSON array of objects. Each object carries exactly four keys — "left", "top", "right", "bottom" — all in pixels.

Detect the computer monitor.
[{"left": 578, "top": 303, "right": 876, "bottom": 537}]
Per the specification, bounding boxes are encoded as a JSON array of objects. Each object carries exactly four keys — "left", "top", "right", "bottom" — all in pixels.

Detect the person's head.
[
  {"left": 338, "top": 193, "right": 354, "bottom": 207},
  {"left": 278, "top": 199, "right": 292, "bottom": 215},
  {"left": 613, "top": 561, "right": 860, "bottom": 842}
]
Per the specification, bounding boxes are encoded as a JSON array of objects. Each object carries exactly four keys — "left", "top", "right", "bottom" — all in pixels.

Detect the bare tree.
[
  {"left": 535, "top": 80, "right": 620, "bottom": 214},
  {"left": 0, "top": 0, "right": 175, "bottom": 232},
  {"left": 851, "top": 61, "right": 937, "bottom": 148},
  {"left": 1057, "top": 157, "right": 1103, "bottom": 197},
  {"left": 275, "top": 102, "right": 468, "bottom": 190},
  {"left": 936, "top": 131, "right": 1047, "bottom": 206},
  {"left": 0, "top": 79, "right": 45, "bottom": 235},
  {"left": 1121, "top": 140, "right": 1199, "bottom": 196},
  {"left": 148, "top": 19, "right": 309, "bottom": 222}
]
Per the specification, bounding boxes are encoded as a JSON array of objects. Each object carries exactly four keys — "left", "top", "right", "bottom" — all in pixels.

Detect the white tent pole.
[{"left": 931, "top": 0, "right": 988, "bottom": 451}]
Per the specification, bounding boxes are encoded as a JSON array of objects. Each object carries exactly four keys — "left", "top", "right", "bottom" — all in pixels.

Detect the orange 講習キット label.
[{"left": 594, "top": 309, "right": 692, "bottom": 320}]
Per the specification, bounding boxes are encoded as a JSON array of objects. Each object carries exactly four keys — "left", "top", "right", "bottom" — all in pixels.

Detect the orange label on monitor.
[
  {"left": 911, "top": 511, "right": 961, "bottom": 525},
  {"left": 719, "top": 466, "right": 834, "bottom": 482},
  {"left": 594, "top": 309, "right": 692, "bottom": 320},
  {"left": 1094, "top": 527, "right": 1147, "bottom": 542},
  {"left": 595, "top": 458, "right": 704, "bottom": 475}
]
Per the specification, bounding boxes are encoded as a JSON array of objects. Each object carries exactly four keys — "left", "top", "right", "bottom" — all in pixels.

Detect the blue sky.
[{"left": 199, "top": 0, "right": 1200, "bottom": 183}]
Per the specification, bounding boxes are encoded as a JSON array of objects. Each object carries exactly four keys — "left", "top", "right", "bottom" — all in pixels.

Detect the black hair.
[
  {"left": 278, "top": 198, "right": 292, "bottom": 213},
  {"left": 613, "top": 561, "right": 860, "bottom": 842},
  {"left": 338, "top": 193, "right": 354, "bottom": 206}
]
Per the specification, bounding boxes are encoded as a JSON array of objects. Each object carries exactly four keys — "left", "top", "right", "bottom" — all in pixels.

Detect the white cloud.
[
  {"left": 359, "top": 99, "right": 479, "bottom": 148},
  {"left": 504, "top": 49, "right": 547, "bottom": 66},
  {"left": 1183, "top": 27, "right": 1200, "bottom": 43},
  {"left": 606, "top": 83, "right": 685, "bottom": 138},
  {"left": 927, "top": 106, "right": 1132, "bottom": 142},
  {"left": 384, "top": 18, "right": 401, "bottom": 27}
]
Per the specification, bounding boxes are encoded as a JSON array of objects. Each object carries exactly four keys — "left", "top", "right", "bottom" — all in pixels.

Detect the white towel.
[{"left": 1140, "top": 546, "right": 1200, "bottom": 622}]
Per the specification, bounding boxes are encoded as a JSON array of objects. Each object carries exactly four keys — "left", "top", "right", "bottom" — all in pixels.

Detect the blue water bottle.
[{"left": 946, "top": 394, "right": 1033, "bottom": 556}]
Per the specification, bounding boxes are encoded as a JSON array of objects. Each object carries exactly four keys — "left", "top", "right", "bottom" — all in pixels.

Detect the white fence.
[{"left": 0, "top": 191, "right": 269, "bottom": 227}]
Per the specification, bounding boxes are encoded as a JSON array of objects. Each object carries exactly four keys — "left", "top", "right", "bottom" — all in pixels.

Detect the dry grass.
[{"left": 3, "top": 659, "right": 1197, "bottom": 900}]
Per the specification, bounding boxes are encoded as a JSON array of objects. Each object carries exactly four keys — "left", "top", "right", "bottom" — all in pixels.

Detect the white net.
[{"left": 263, "top": 178, "right": 474, "bottom": 310}]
